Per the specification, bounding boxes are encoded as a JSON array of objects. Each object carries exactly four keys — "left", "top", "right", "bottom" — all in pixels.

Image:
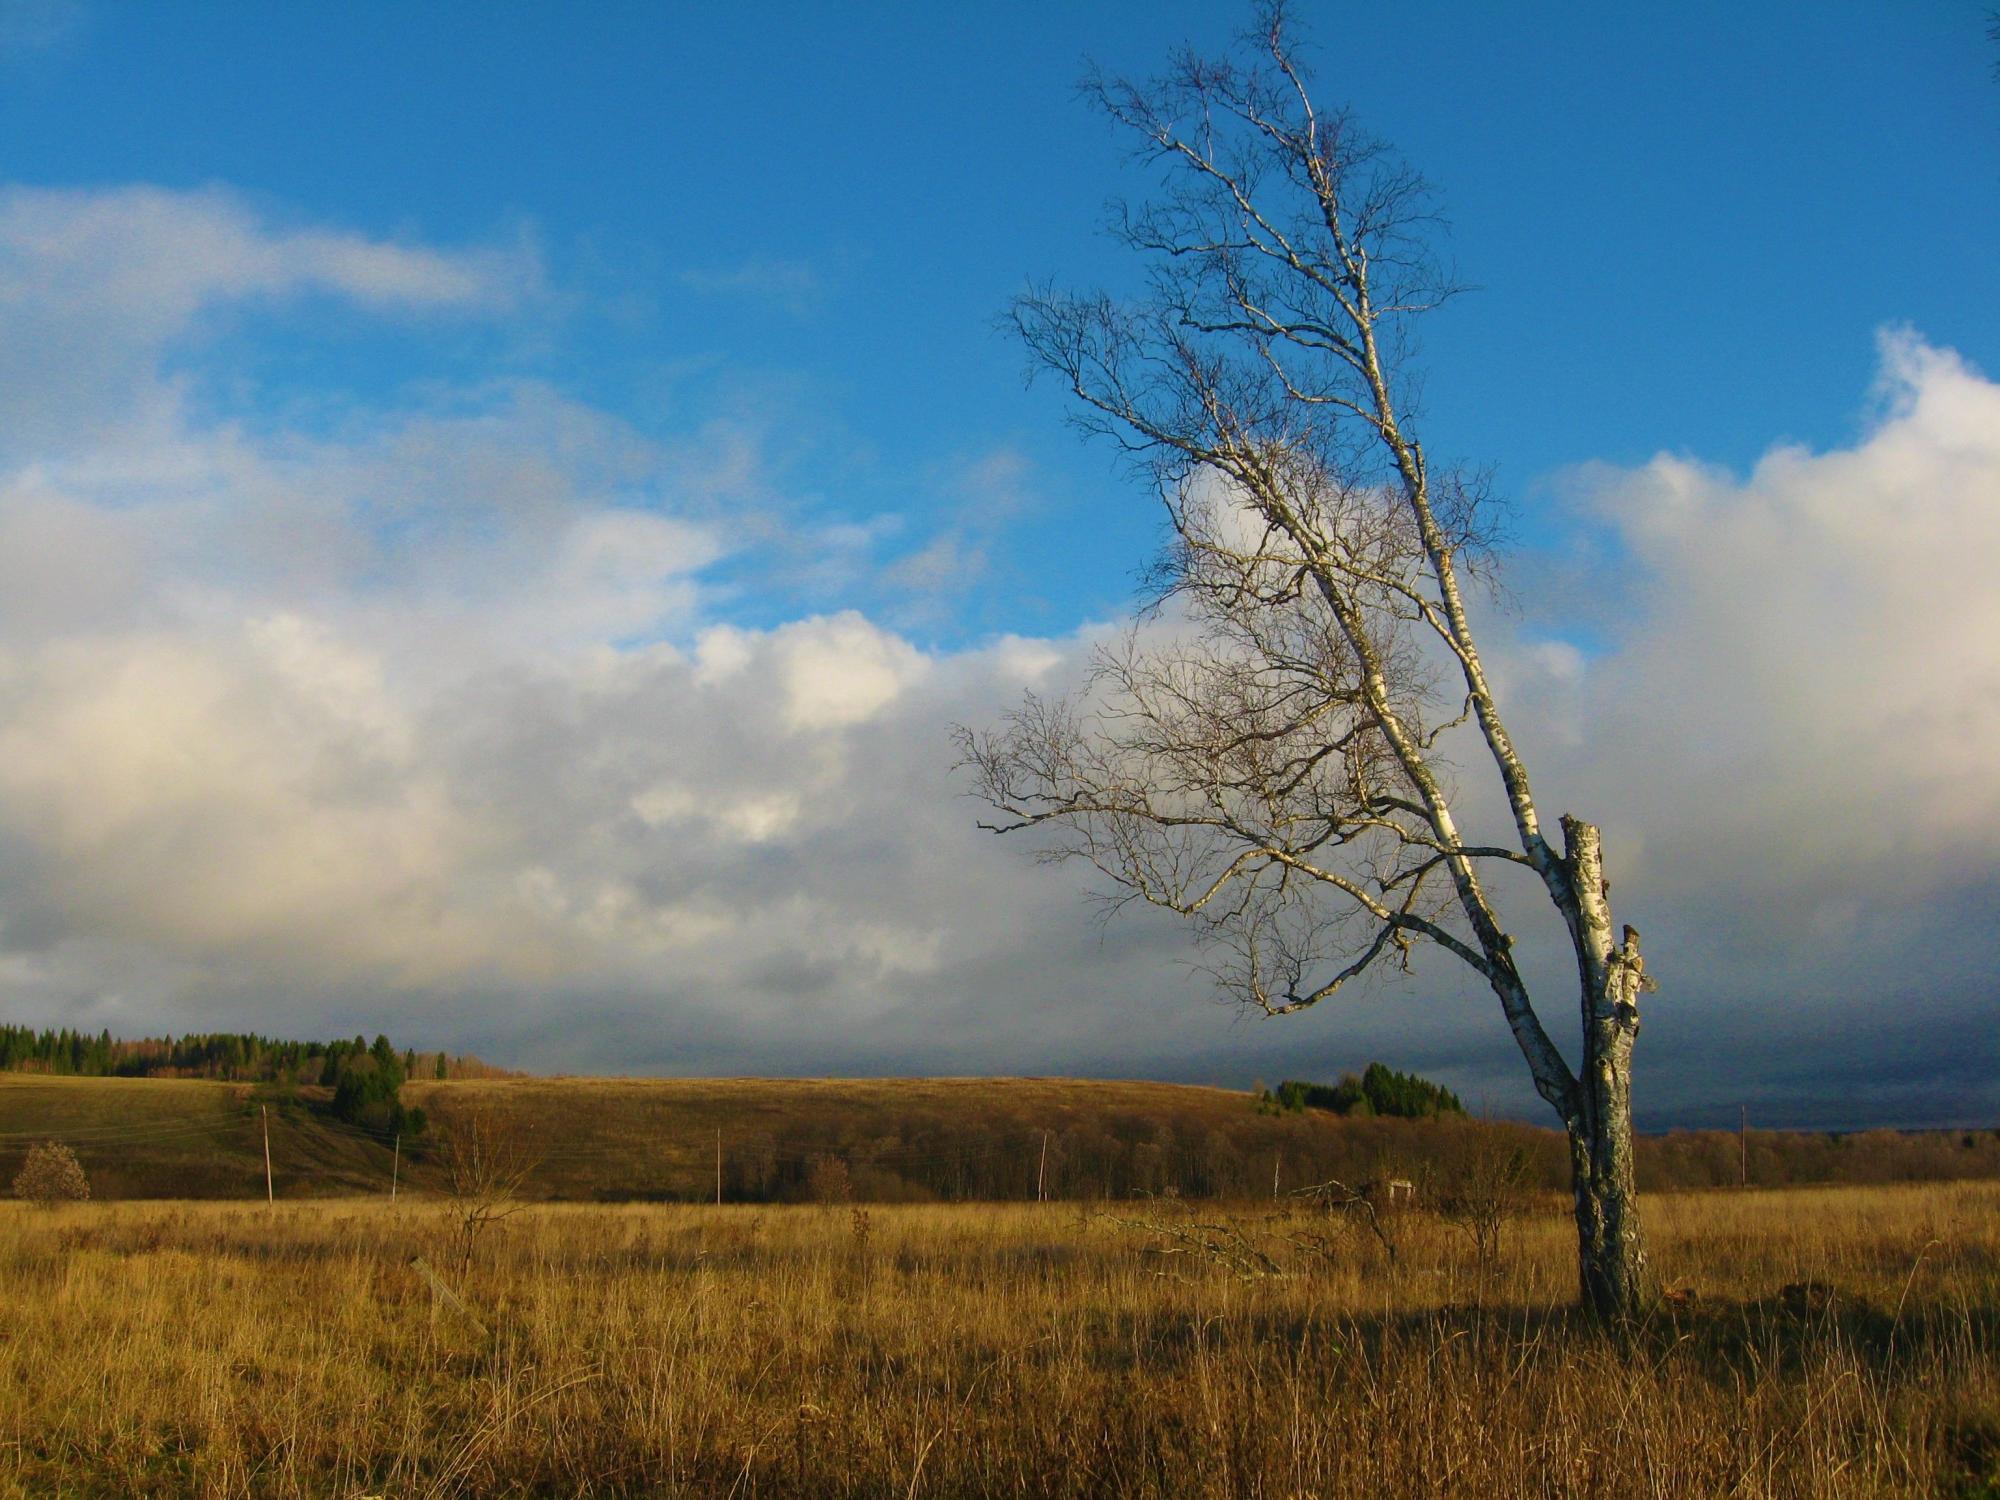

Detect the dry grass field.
[{"left": 0, "top": 1181, "right": 1992, "bottom": 1498}]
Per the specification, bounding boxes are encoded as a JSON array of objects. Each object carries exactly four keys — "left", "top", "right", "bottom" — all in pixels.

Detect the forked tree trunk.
[{"left": 1561, "top": 816, "right": 1654, "bottom": 1321}]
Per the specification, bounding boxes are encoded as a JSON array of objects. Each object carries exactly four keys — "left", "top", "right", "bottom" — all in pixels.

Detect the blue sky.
[
  {"left": 8, "top": 1, "right": 1995, "bottom": 640},
  {"left": 0, "top": 1, "right": 1995, "bottom": 1127}
]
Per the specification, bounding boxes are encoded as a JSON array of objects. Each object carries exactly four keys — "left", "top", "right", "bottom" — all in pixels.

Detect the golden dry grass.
[{"left": 0, "top": 1182, "right": 1992, "bottom": 1497}]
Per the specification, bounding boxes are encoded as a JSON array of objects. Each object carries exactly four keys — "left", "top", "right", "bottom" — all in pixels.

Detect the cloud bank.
[{"left": 0, "top": 188, "right": 1991, "bottom": 1128}]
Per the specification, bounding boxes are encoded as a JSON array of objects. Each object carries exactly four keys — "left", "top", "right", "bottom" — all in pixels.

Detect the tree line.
[
  {"left": 684, "top": 1114, "right": 2000, "bottom": 1206},
  {"left": 0, "top": 1024, "right": 499, "bottom": 1089}
]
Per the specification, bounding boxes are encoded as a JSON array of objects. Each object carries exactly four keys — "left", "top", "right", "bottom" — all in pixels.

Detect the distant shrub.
[
  {"left": 805, "top": 1153, "right": 852, "bottom": 1205},
  {"left": 14, "top": 1141, "right": 89, "bottom": 1205}
]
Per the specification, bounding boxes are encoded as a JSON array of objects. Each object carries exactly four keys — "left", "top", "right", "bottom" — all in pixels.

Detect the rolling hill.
[
  {"left": 0, "top": 1073, "right": 1535, "bottom": 1201},
  {"left": 0, "top": 1072, "right": 1992, "bottom": 1201}
]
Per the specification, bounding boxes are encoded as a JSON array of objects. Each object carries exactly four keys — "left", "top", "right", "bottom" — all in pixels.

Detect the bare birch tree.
[{"left": 957, "top": 5, "right": 1655, "bottom": 1320}]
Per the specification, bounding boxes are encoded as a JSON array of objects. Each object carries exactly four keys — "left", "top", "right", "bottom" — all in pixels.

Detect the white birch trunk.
[{"left": 1560, "top": 816, "right": 1653, "bottom": 1320}]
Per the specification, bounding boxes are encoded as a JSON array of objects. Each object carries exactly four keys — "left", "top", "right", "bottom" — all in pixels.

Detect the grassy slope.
[
  {"left": 0, "top": 1074, "right": 399, "bottom": 1198},
  {"left": 3, "top": 1072, "right": 1328, "bottom": 1208},
  {"left": 3, "top": 1072, "right": 1996, "bottom": 1201}
]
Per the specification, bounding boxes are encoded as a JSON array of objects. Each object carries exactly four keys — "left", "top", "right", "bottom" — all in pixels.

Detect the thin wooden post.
[
  {"left": 715, "top": 1127, "right": 722, "bottom": 1206},
  {"left": 262, "top": 1105, "right": 273, "bottom": 1204},
  {"left": 391, "top": 1132, "right": 401, "bottom": 1201},
  {"left": 1036, "top": 1130, "right": 1049, "bottom": 1202},
  {"left": 1272, "top": 1146, "right": 1282, "bottom": 1200},
  {"left": 1739, "top": 1104, "right": 1748, "bottom": 1188}
]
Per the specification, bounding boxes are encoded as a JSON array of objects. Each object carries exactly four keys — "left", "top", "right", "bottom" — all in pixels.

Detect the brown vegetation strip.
[{"left": 7, "top": 1074, "right": 1995, "bottom": 1206}]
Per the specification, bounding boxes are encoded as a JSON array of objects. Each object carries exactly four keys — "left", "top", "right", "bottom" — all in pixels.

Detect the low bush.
[{"left": 13, "top": 1141, "right": 88, "bottom": 1206}]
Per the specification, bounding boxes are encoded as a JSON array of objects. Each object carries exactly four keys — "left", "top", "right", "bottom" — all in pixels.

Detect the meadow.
[{"left": 0, "top": 1181, "right": 1992, "bottom": 1498}]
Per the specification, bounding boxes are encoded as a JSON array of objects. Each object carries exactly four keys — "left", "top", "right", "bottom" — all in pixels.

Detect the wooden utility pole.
[
  {"left": 261, "top": 1105, "right": 273, "bottom": 1204},
  {"left": 1739, "top": 1104, "right": 1748, "bottom": 1189},
  {"left": 1036, "top": 1130, "right": 1049, "bottom": 1203},
  {"left": 715, "top": 1128, "right": 722, "bottom": 1207},
  {"left": 391, "top": 1132, "right": 401, "bottom": 1201}
]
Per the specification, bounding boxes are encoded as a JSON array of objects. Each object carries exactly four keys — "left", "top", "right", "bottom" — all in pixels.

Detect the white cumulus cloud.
[{"left": 0, "top": 182, "right": 1990, "bottom": 1126}]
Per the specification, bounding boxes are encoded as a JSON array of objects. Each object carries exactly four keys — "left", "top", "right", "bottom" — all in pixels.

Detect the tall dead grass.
[{"left": 0, "top": 1182, "right": 1992, "bottom": 1497}]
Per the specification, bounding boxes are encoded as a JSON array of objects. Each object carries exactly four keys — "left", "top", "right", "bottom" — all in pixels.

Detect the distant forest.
[
  {"left": 0, "top": 1025, "right": 502, "bottom": 1087},
  {"left": 1258, "top": 1063, "right": 1466, "bottom": 1120}
]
